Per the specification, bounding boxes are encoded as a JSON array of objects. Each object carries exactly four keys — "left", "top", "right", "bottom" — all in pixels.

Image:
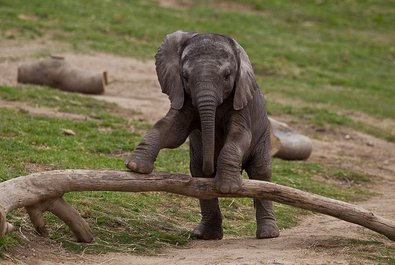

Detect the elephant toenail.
[
  {"left": 220, "top": 186, "right": 230, "bottom": 193},
  {"left": 127, "top": 161, "right": 136, "bottom": 169}
]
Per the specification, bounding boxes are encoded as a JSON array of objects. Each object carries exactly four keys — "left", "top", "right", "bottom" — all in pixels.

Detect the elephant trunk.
[{"left": 197, "top": 94, "right": 217, "bottom": 176}]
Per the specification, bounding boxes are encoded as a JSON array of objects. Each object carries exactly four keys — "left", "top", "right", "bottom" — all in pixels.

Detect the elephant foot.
[
  {"left": 193, "top": 222, "right": 223, "bottom": 240},
  {"left": 256, "top": 219, "right": 280, "bottom": 239},
  {"left": 125, "top": 156, "right": 153, "bottom": 174},
  {"left": 214, "top": 173, "right": 243, "bottom": 193}
]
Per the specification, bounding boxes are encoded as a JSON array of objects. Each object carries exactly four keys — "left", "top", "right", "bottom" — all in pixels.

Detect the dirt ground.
[{"left": 0, "top": 40, "right": 394, "bottom": 264}]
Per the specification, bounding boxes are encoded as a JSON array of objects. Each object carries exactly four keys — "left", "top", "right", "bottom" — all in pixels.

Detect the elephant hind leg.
[
  {"left": 250, "top": 164, "right": 280, "bottom": 239},
  {"left": 254, "top": 199, "right": 280, "bottom": 239},
  {"left": 190, "top": 130, "right": 223, "bottom": 240},
  {"left": 245, "top": 140, "right": 279, "bottom": 239},
  {"left": 193, "top": 199, "right": 223, "bottom": 240}
]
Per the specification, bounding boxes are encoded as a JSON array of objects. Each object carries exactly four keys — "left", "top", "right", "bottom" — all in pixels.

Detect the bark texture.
[{"left": 1, "top": 170, "right": 394, "bottom": 242}]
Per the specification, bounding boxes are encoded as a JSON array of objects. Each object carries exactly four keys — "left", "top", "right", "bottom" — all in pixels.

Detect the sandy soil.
[{"left": 0, "top": 41, "right": 394, "bottom": 265}]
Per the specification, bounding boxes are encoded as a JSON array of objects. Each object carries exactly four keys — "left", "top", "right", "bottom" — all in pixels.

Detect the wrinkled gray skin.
[{"left": 125, "top": 31, "right": 279, "bottom": 240}]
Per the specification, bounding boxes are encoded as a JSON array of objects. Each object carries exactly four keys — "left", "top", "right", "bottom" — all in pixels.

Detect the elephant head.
[{"left": 155, "top": 31, "right": 256, "bottom": 176}]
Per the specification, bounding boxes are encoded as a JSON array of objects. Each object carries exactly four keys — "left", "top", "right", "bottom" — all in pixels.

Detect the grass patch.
[
  {"left": 314, "top": 236, "right": 395, "bottom": 264},
  {"left": 0, "top": 0, "right": 394, "bottom": 121},
  {"left": 272, "top": 159, "right": 374, "bottom": 202},
  {"left": 0, "top": 234, "right": 21, "bottom": 257},
  {"left": 0, "top": 86, "right": 374, "bottom": 254},
  {"left": 42, "top": 192, "right": 192, "bottom": 254},
  {"left": 0, "top": 107, "right": 139, "bottom": 181},
  {"left": 0, "top": 85, "right": 120, "bottom": 116},
  {"left": 267, "top": 101, "right": 395, "bottom": 142},
  {"left": 330, "top": 170, "right": 372, "bottom": 185}
]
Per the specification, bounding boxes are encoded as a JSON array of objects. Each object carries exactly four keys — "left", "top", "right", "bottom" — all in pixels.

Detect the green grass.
[
  {"left": 0, "top": 234, "right": 21, "bottom": 258},
  {"left": 0, "top": 86, "right": 122, "bottom": 115},
  {"left": 0, "top": 0, "right": 394, "bottom": 123},
  {"left": 0, "top": 85, "right": 374, "bottom": 254},
  {"left": 267, "top": 101, "right": 395, "bottom": 142}
]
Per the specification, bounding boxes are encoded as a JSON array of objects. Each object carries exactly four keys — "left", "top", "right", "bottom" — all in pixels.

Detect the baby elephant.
[{"left": 125, "top": 31, "right": 280, "bottom": 240}]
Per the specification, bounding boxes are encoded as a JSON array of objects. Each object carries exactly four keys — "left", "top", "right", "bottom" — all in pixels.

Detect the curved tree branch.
[{"left": 0, "top": 170, "right": 394, "bottom": 241}]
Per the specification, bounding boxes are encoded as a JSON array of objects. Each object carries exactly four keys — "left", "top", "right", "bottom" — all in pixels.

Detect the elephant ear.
[
  {"left": 155, "top": 31, "right": 197, "bottom": 110},
  {"left": 233, "top": 41, "right": 257, "bottom": 110}
]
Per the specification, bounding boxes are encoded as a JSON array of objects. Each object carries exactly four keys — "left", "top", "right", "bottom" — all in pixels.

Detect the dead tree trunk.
[
  {"left": 17, "top": 55, "right": 107, "bottom": 94},
  {"left": 1, "top": 170, "right": 394, "bottom": 242}
]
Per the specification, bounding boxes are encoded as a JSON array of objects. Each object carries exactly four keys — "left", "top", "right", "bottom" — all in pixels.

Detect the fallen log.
[
  {"left": 17, "top": 55, "right": 107, "bottom": 94},
  {"left": 269, "top": 117, "right": 313, "bottom": 160},
  {"left": 1, "top": 170, "right": 394, "bottom": 242}
]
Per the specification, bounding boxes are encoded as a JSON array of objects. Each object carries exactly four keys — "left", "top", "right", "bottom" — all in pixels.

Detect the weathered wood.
[
  {"left": 26, "top": 197, "right": 93, "bottom": 242},
  {"left": 1, "top": 170, "right": 394, "bottom": 241},
  {"left": 0, "top": 208, "right": 14, "bottom": 236},
  {"left": 269, "top": 117, "right": 313, "bottom": 160},
  {"left": 17, "top": 55, "right": 106, "bottom": 94}
]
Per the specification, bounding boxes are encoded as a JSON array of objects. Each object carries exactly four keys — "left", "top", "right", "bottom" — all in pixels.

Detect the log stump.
[{"left": 17, "top": 55, "right": 107, "bottom": 94}]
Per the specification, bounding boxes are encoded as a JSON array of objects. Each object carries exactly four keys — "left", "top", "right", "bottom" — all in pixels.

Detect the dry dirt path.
[{"left": 1, "top": 42, "right": 394, "bottom": 264}]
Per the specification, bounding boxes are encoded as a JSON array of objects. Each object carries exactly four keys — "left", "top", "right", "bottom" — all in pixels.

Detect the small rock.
[
  {"left": 61, "top": 128, "right": 76, "bottom": 136},
  {"left": 344, "top": 134, "right": 351, "bottom": 140},
  {"left": 366, "top": 141, "right": 374, "bottom": 147}
]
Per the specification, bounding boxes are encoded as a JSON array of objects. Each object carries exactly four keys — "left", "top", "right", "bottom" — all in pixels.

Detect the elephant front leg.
[
  {"left": 215, "top": 125, "right": 252, "bottom": 193},
  {"left": 125, "top": 107, "right": 195, "bottom": 174},
  {"left": 125, "top": 130, "right": 159, "bottom": 174}
]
